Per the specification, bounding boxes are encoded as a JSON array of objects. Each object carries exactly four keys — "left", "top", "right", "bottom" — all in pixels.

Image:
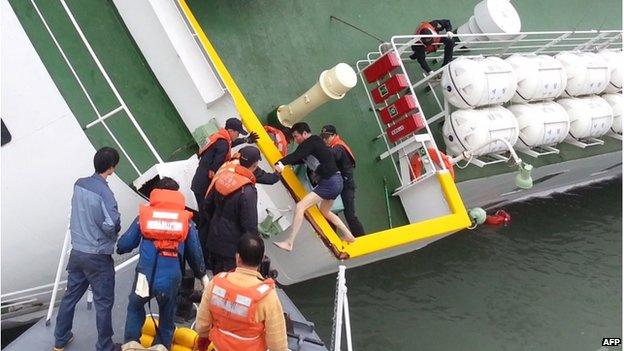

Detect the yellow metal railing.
[{"left": 178, "top": 0, "right": 471, "bottom": 259}]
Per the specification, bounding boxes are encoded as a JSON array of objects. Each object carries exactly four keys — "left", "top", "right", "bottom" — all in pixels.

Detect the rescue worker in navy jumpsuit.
[{"left": 117, "top": 177, "right": 207, "bottom": 349}]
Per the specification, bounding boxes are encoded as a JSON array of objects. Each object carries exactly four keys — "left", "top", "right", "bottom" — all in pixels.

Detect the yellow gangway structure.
[{"left": 177, "top": 0, "right": 471, "bottom": 284}]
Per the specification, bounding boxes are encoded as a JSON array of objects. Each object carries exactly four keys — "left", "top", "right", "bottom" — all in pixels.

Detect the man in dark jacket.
[
  {"left": 117, "top": 177, "right": 207, "bottom": 350},
  {"left": 201, "top": 146, "right": 262, "bottom": 275},
  {"left": 320, "top": 125, "right": 365, "bottom": 237},
  {"left": 409, "top": 19, "right": 455, "bottom": 74},
  {"left": 191, "top": 118, "right": 258, "bottom": 214},
  {"left": 198, "top": 150, "right": 280, "bottom": 269},
  {"left": 273, "top": 122, "right": 355, "bottom": 252}
]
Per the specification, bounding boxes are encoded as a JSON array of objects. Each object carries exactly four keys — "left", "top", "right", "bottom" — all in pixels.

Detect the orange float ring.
[{"left": 409, "top": 148, "right": 455, "bottom": 180}]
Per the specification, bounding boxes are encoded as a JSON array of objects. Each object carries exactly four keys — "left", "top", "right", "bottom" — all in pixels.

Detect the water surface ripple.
[{"left": 286, "top": 179, "right": 622, "bottom": 351}]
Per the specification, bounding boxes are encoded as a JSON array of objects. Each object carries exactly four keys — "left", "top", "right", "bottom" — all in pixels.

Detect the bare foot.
[
  {"left": 273, "top": 241, "right": 293, "bottom": 252},
  {"left": 341, "top": 233, "right": 356, "bottom": 243}
]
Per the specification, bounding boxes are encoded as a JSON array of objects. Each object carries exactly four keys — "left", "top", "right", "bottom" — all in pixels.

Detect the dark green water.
[{"left": 285, "top": 179, "right": 622, "bottom": 351}]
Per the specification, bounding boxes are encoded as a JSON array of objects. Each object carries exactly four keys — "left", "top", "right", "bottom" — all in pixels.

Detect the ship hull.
[{"left": 458, "top": 150, "right": 622, "bottom": 209}]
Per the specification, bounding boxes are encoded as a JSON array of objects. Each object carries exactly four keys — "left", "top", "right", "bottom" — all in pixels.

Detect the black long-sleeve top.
[
  {"left": 278, "top": 135, "right": 339, "bottom": 180},
  {"left": 410, "top": 19, "right": 455, "bottom": 73},
  {"left": 429, "top": 19, "right": 452, "bottom": 33},
  {"left": 254, "top": 167, "right": 280, "bottom": 185}
]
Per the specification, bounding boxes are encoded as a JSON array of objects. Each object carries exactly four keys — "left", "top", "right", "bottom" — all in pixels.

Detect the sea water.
[{"left": 286, "top": 178, "right": 622, "bottom": 351}]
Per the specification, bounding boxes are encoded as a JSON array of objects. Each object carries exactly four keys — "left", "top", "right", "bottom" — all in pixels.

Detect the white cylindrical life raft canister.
[
  {"left": 457, "top": 16, "right": 487, "bottom": 44},
  {"left": 557, "top": 96, "right": 614, "bottom": 140},
  {"left": 506, "top": 54, "right": 567, "bottom": 103},
  {"left": 602, "top": 93, "right": 623, "bottom": 134},
  {"left": 442, "top": 105, "right": 519, "bottom": 156},
  {"left": 555, "top": 52, "right": 610, "bottom": 97},
  {"left": 507, "top": 101, "right": 570, "bottom": 149},
  {"left": 441, "top": 56, "right": 517, "bottom": 109},
  {"left": 598, "top": 50, "right": 623, "bottom": 93},
  {"left": 473, "top": 0, "right": 521, "bottom": 40}
]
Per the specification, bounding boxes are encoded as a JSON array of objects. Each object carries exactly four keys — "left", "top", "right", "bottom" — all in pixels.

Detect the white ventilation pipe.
[{"left": 276, "top": 63, "right": 357, "bottom": 127}]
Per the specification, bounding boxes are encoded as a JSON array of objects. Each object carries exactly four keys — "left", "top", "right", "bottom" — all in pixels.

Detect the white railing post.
[
  {"left": 343, "top": 293, "right": 353, "bottom": 351},
  {"left": 45, "top": 225, "right": 71, "bottom": 326}
]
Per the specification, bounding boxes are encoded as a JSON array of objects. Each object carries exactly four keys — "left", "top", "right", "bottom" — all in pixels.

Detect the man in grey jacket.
[{"left": 54, "top": 147, "right": 122, "bottom": 351}]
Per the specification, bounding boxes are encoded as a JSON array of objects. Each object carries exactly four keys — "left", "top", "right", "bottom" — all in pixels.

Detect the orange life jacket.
[
  {"left": 264, "top": 125, "right": 288, "bottom": 157},
  {"left": 328, "top": 135, "right": 356, "bottom": 166},
  {"left": 415, "top": 21, "right": 440, "bottom": 53},
  {"left": 138, "top": 189, "right": 192, "bottom": 257},
  {"left": 205, "top": 160, "right": 257, "bottom": 197},
  {"left": 208, "top": 273, "right": 275, "bottom": 351},
  {"left": 198, "top": 128, "right": 232, "bottom": 160}
]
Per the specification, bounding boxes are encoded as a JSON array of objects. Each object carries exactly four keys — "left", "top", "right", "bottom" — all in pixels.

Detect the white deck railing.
[{"left": 356, "top": 29, "right": 623, "bottom": 184}]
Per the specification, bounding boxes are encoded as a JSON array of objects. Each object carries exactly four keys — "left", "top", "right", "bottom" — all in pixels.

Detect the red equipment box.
[
  {"left": 386, "top": 113, "right": 426, "bottom": 143},
  {"left": 363, "top": 52, "right": 400, "bottom": 83},
  {"left": 379, "top": 95, "right": 418, "bottom": 124},
  {"left": 372, "top": 74, "right": 409, "bottom": 104}
]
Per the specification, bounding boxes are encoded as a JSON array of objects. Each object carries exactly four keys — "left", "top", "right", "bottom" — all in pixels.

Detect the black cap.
[
  {"left": 320, "top": 125, "right": 337, "bottom": 136},
  {"left": 225, "top": 118, "right": 248, "bottom": 136},
  {"left": 239, "top": 146, "right": 261, "bottom": 167}
]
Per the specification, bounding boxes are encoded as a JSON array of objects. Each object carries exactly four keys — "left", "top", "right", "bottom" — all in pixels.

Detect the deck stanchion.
[
  {"left": 383, "top": 177, "right": 393, "bottom": 228},
  {"left": 46, "top": 225, "right": 71, "bottom": 326}
]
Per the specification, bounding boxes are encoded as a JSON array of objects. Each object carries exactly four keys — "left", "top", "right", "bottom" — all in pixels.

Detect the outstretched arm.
[
  {"left": 254, "top": 167, "right": 280, "bottom": 185},
  {"left": 116, "top": 217, "right": 141, "bottom": 254},
  {"left": 279, "top": 140, "right": 313, "bottom": 165}
]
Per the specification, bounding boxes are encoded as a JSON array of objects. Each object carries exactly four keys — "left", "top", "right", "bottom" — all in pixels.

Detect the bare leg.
[
  {"left": 274, "top": 192, "right": 322, "bottom": 251},
  {"left": 319, "top": 200, "right": 356, "bottom": 243}
]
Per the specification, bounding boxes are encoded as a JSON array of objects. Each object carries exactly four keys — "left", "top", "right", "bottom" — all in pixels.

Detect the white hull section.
[
  {"left": 458, "top": 150, "right": 622, "bottom": 209},
  {"left": 266, "top": 228, "right": 457, "bottom": 284},
  {"left": 0, "top": 1, "right": 144, "bottom": 320},
  {"left": 112, "top": 0, "right": 238, "bottom": 140}
]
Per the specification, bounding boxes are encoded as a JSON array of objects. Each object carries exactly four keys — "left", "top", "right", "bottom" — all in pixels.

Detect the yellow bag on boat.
[
  {"left": 121, "top": 341, "right": 166, "bottom": 351},
  {"left": 138, "top": 317, "right": 199, "bottom": 351}
]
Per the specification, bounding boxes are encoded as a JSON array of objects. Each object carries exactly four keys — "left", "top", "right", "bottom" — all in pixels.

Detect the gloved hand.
[
  {"left": 201, "top": 275, "right": 210, "bottom": 289},
  {"left": 197, "top": 337, "right": 210, "bottom": 351},
  {"left": 245, "top": 131, "right": 259, "bottom": 144}
]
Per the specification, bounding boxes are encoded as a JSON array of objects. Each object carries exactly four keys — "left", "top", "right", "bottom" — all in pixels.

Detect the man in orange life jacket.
[
  {"left": 409, "top": 19, "right": 456, "bottom": 74},
  {"left": 320, "top": 125, "right": 365, "bottom": 237},
  {"left": 201, "top": 146, "right": 263, "bottom": 275},
  {"left": 195, "top": 234, "right": 288, "bottom": 351},
  {"left": 191, "top": 118, "right": 259, "bottom": 216},
  {"left": 117, "top": 177, "right": 208, "bottom": 350}
]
